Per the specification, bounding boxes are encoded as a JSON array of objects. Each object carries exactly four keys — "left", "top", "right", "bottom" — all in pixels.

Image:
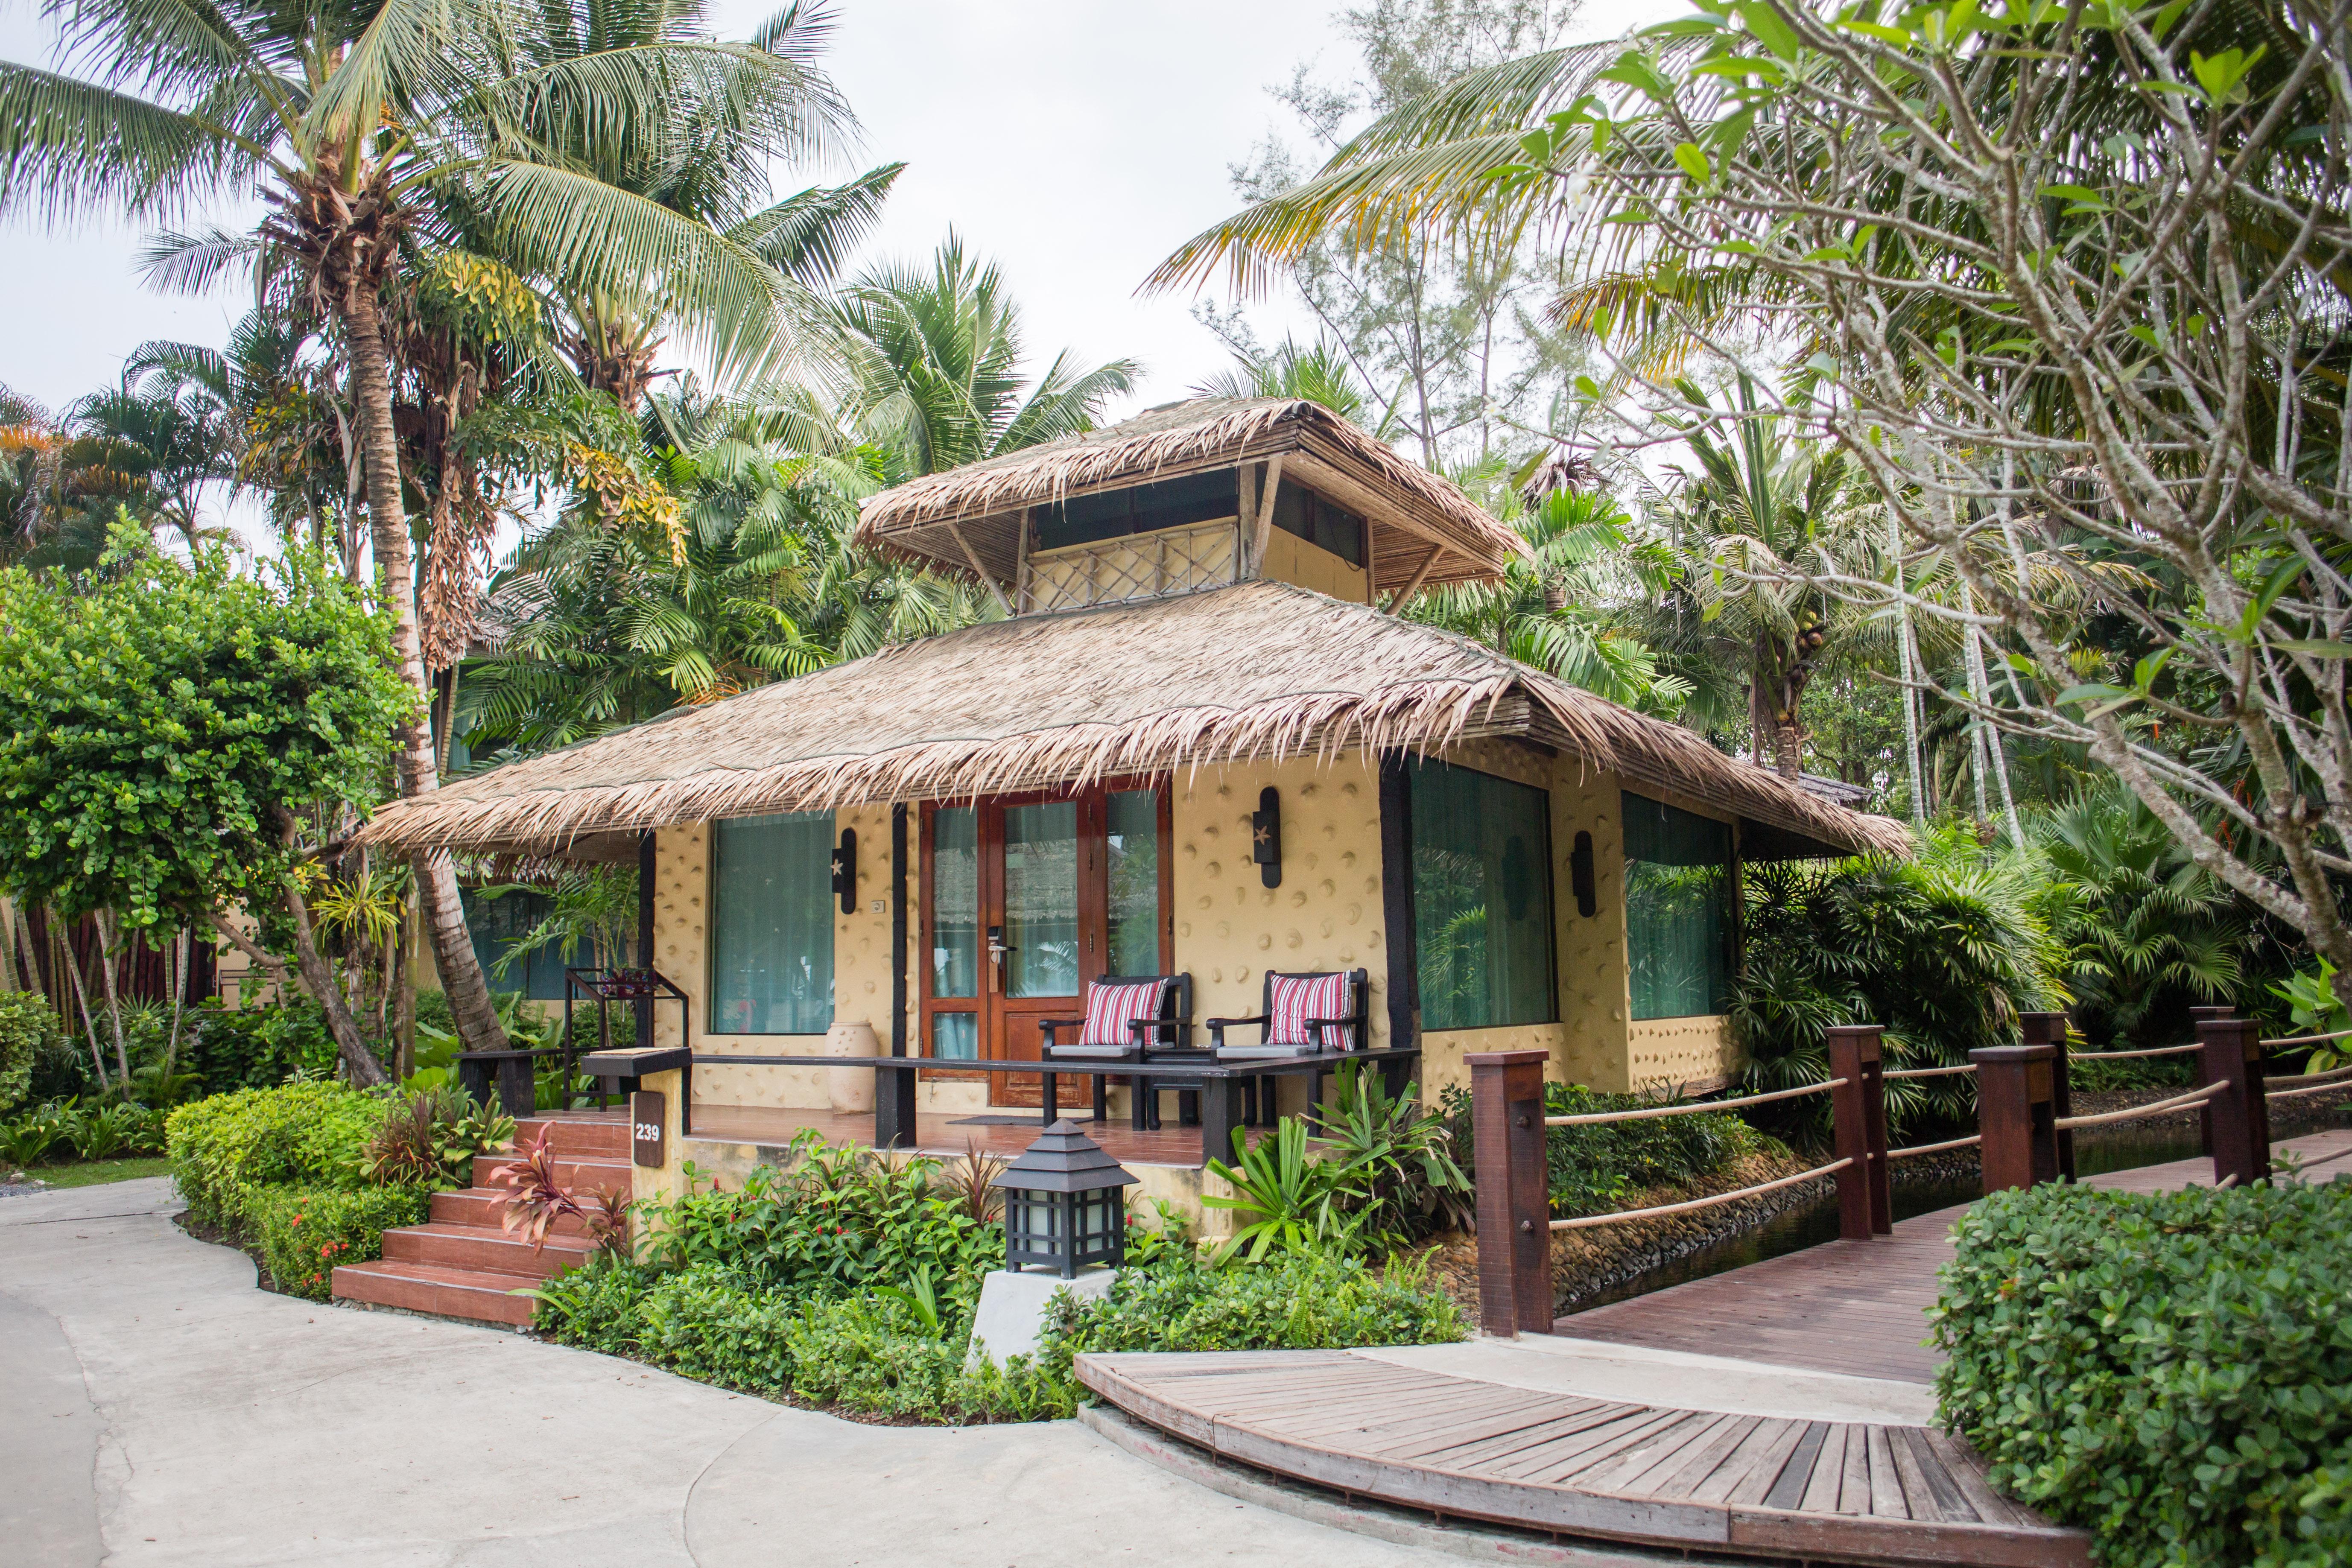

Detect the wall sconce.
[
  {"left": 1251, "top": 787, "right": 1282, "bottom": 888},
  {"left": 831, "top": 828, "right": 857, "bottom": 915}
]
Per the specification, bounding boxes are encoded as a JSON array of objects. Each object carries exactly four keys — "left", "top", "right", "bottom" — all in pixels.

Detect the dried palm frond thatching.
[
  {"left": 358, "top": 580, "right": 1908, "bottom": 859},
  {"left": 855, "top": 397, "right": 1530, "bottom": 597}
]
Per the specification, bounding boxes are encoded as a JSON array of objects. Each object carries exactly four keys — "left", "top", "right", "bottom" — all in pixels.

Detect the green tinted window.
[
  {"left": 1409, "top": 759, "right": 1556, "bottom": 1031},
  {"left": 710, "top": 812, "right": 835, "bottom": 1034},
  {"left": 1622, "top": 793, "right": 1734, "bottom": 1020}
]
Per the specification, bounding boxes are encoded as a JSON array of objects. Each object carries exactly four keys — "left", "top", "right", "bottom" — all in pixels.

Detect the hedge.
[
  {"left": 166, "top": 1080, "right": 380, "bottom": 1230},
  {"left": 1932, "top": 1178, "right": 2352, "bottom": 1567},
  {"left": 246, "top": 1185, "right": 430, "bottom": 1302}
]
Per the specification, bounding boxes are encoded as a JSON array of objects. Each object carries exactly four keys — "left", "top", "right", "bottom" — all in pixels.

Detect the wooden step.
[
  {"left": 381, "top": 1223, "right": 592, "bottom": 1278},
  {"left": 428, "top": 1187, "right": 590, "bottom": 1235},
  {"left": 469, "top": 1151, "right": 633, "bottom": 1195},
  {"left": 332, "top": 1260, "right": 545, "bottom": 1326},
  {"left": 512, "top": 1115, "right": 631, "bottom": 1158}
]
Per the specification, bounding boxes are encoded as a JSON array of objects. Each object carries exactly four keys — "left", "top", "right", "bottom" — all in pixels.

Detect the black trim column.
[
  {"left": 1377, "top": 755, "right": 1419, "bottom": 1063},
  {"left": 636, "top": 830, "right": 656, "bottom": 1048},
  {"left": 880, "top": 805, "right": 918, "bottom": 1149}
]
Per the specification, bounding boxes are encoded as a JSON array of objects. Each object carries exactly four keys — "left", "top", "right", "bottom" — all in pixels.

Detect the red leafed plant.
[{"left": 491, "top": 1130, "right": 631, "bottom": 1255}]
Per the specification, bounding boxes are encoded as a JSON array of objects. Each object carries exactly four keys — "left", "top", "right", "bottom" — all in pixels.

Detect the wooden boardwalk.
[
  {"left": 1082, "top": 1130, "right": 2352, "bottom": 1565},
  {"left": 1560, "top": 1127, "right": 2352, "bottom": 1383},
  {"left": 1077, "top": 1350, "right": 2088, "bottom": 1566}
]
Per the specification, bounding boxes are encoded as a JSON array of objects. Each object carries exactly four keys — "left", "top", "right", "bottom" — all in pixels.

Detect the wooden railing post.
[
  {"left": 2197, "top": 1016, "right": 2270, "bottom": 1187},
  {"left": 1825, "top": 1025, "right": 1890, "bottom": 1238},
  {"left": 2189, "top": 1004, "right": 2233, "bottom": 1156},
  {"left": 1972, "top": 1044, "right": 2059, "bottom": 1194},
  {"left": 2019, "top": 1012, "right": 2076, "bottom": 1181},
  {"left": 1467, "top": 1049, "right": 1552, "bottom": 1337}
]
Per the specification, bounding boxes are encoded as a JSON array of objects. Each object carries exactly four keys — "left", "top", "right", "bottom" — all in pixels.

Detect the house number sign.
[{"left": 631, "top": 1091, "right": 666, "bottom": 1168}]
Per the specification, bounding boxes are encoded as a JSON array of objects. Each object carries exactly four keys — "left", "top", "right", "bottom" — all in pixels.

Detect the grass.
[{"left": 10, "top": 1156, "right": 175, "bottom": 1190}]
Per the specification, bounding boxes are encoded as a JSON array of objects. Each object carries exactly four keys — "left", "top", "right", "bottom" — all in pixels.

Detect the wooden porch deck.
[
  {"left": 1080, "top": 1129, "right": 2352, "bottom": 1564},
  {"left": 685, "top": 1103, "right": 1263, "bottom": 1169}
]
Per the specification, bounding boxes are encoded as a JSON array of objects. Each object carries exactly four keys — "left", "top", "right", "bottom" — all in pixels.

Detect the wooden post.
[
  {"left": 2019, "top": 1012, "right": 2076, "bottom": 1180},
  {"left": 635, "top": 831, "right": 657, "bottom": 1050},
  {"left": 2198, "top": 1016, "right": 2270, "bottom": 1187},
  {"left": 2189, "top": 1004, "right": 2232, "bottom": 1156},
  {"left": 1825, "top": 1025, "right": 1890, "bottom": 1238},
  {"left": 1467, "top": 1049, "right": 1551, "bottom": 1337},
  {"left": 1972, "top": 1044, "right": 2059, "bottom": 1193}
]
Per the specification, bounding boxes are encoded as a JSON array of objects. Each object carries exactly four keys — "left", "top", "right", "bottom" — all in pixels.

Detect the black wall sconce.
[
  {"left": 831, "top": 828, "right": 858, "bottom": 914},
  {"left": 1251, "top": 787, "right": 1283, "bottom": 888},
  {"left": 1570, "top": 830, "right": 1597, "bottom": 917}
]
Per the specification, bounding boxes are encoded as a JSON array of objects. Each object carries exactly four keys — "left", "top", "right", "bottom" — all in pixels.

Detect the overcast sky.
[{"left": 0, "top": 0, "right": 1671, "bottom": 421}]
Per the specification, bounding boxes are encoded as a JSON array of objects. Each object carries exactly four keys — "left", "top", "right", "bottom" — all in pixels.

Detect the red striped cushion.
[
  {"left": 1268, "top": 973, "right": 1351, "bottom": 1047},
  {"left": 1080, "top": 980, "right": 1164, "bottom": 1047}
]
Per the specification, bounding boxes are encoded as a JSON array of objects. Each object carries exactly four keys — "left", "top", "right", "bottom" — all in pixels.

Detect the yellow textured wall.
[
  {"left": 1256, "top": 529, "right": 1371, "bottom": 603},
  {"left": 1168, "top": 754, "right": 1388, "bottom": 1119}
]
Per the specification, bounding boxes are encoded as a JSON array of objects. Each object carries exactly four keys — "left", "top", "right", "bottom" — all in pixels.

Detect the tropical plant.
[
  {"left": 0, "top": 1107, "right": 64, "bottom": 1168},
  {"left": 1306, "top": 1066, "right": 1472, "bottom": 1247},
  {"left": 0, "top": 989, "right": 59, "bottom": 1114},
  {"left": 362, "top": 1083, "right": 515, "bottom": 1189},
  {"left": 2273, "top": 961, "right": 2352, "bottom": 1076},
  {"left": 1202, "top": 1118, "right": 1362, "bottom": 1263},
  {"left": 491, "top": 1126, "right": 630, "bottom": 1253},
  {"left": 1193, "top": 338, "right": 1390, "bottom": 431}
]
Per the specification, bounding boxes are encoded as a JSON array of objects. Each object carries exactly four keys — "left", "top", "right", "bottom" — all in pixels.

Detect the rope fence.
[
  {"left": 2069, "top": 1041, "right": 2202, "bottom": 1060},
  {"left": 1883, "top": 1063, "right": 1978, "bottom": 1081},
  {"left": 1548, "top": 1158, "right": 1854, "bottom": 1230},
  {"left": 2053, "top": 1080, "right": 2225, "bottom": 1132},
  {"left": 2261, "top": 1026, "right": 2352, "bottom": 1048},
  {"left": 1542, "top": 1078, "right": 1844, "bottom": 1127},
  {"left": 1886, "top": 1133, "right": 1982, "bottom": 1160},
  {"left": 2263, "top": 1062, "right": 2352, "bottom": 1102}
]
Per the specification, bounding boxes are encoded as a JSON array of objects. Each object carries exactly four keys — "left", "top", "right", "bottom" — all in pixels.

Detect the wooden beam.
[
  {"left": 944, "top": 520, "right": 1012, "bottom": 616},
  {"left": 1385, "top": 543, "right": 1445, "bottom": 612},
  {"left": 1250, "top": 455, "right": 1285, "bottom": 575}
]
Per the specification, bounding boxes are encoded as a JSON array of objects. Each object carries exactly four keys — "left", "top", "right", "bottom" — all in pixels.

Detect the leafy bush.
[
  {"left": 165, "top": 1080, "right": 381, "bottom": 1229},
  {"left": 1933, "top": 1179, "right": 2352, "bottom": 1567},
  {"left": 1441, "top": 1081, "right": 1754, "bottom": 1219},
  {"left": 180, "top": 1000, "right": 342, "bottom": 1094},
  {"left": 1042, "top": 1252, "right": 1469, "bottom": 1365},
  {"left": 245, "top": 1184, "right": 429, "bottom": 1302},
  {"left": 0, "top": 989, "right": 58, "bottom": 1113},
  {"left": 787, "top": 1291, "right": 1073, "bottom": 1422},
  {"left": 361, "top": 1084, "right": 514, "bottom": 1190}
]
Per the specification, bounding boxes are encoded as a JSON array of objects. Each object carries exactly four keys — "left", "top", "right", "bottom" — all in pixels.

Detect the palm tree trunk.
[{"left": 341, "top": 277, "right": 508, "bottom": 1057}]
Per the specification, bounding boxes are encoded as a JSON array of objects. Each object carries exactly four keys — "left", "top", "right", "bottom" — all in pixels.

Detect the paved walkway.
[
  {"left": 0, "top": 1177, "right": 1437, "bottom": 1568},
  {"left": 1557, "top": 1127, "right": 2352, "bottom": 1383}
]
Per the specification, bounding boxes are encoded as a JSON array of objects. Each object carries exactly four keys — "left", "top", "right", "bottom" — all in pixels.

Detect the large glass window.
[
  {"left": 710, "top": 812, "right": 835, "bottom": 1034},
  {"left": 1409, "top": 759, "right": 1557, "bottom": 1031},
  {"left": 930, "top": 807, "right": 979, "bottom": 1001},
  {"left": 463, "top": 888, "right": 593, "bottom": 1001},
  {"left": 1106, "top": 789, "right": 1161, "bottom": 975},
  {"left": 1622, "top": 793, "right": 1735, "bottom": 1019},
  {"left": 1036, "top": 472, "right": 1237, "bottom": 551}
]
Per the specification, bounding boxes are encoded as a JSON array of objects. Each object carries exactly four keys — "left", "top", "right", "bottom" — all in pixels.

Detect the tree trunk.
[
  {"left": 283, "top": 883, "right": 386, "bottom": 1086},
  {"left": 93, "top": 910, "right": 132, "bottom": 1096},
  {"left": 341, "top": 276, "right": 508, "bottom": 1057},
  {"left": 56, "top": 912, "right": 111, "bottom": 1094}
]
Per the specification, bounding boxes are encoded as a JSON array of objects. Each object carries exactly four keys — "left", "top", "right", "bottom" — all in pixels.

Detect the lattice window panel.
[{"left": 1025, "top": 518, "right": 1240, "bottom": 613}]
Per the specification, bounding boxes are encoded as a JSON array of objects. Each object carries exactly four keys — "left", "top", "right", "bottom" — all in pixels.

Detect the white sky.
[{"left": 0, "top": 0, "right": 1676, "bottom": 514}]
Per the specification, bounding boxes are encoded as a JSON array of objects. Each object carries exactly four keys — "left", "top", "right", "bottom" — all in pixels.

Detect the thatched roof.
[
  {"left": 854, "top": 397, "right": 1530, "bottom": 597},
  {"left": 360, "top": 581, "right": 1910, "bottom": 861}
]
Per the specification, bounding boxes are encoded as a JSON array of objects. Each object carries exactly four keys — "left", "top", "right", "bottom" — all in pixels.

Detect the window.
[
  {"left": 710, "top": 811, "right": 835, "bottom": 1034},
  {"left": 463, "top": 888, "right": 592, "bottom": 1001},
  {"left": 1036, "top": 472, "right": 1237, "bottom": 552},
  {"left": 1269, "top": 484, "right": 1365, "bottom": 566},
  {"left": 1622, "top": 793, "right": 1735, "bottom": 1019},
  {"left": 1408, "top": 759, "right": 1556, "bottom": 1031},
  {"left": 1106, "top": 788, "right": 1162, "bottom": 974}
]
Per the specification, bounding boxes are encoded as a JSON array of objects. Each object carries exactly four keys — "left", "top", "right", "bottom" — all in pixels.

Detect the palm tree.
[
  {"left": 837, "top": 235, "right": 1139, "bottom": 479},
  {"left": 0, "top": 0, "right": 848, "bottom": 1056},
  {"left": 1193, "top": 339, "right": 1392, "bottom": 432}
]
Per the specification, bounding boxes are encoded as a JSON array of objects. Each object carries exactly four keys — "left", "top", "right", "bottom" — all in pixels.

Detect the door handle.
[{"left": 986, "top": 926, "right": 1008, "bottom": 992}]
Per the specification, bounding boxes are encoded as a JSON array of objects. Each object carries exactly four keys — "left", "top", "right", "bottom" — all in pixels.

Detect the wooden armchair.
[
  {"left": 1205, "top": 968, "right": 1370, "bottom": 1122},
  {"left": 1040, "top": 974, "right": 1193, "bottom": 1127}
]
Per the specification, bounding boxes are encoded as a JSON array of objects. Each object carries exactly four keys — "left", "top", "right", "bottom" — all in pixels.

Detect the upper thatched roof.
[
  {"left": 854, "top": 397, "right": 1531, "bottom": 597},
  {"left": 360, "top": 581, "right": 1910, "bottom": 861}
]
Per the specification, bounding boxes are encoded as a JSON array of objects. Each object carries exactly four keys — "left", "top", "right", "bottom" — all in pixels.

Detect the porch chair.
[
  {"left": 1039, "top": 974, "right": 1193, "bottom": 1129},
  {"left": 1204, "top": 968, "right": 1371, "bottom": 1124}
]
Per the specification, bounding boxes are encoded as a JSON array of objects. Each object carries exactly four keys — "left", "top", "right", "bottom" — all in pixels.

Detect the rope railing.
[
  {"left": 2068, "top": 1041, "right": 2203, "bottom": 1060},
  {"left": 2263, "top": 1061, "right": 2352, "bottom": 1101},
  {"left": 1887, "top": 1133, "right": 1982, "bottom": 1159},
  {"left": 1883, "top": 1063, "right": 1978, "bottom": 1081},
  {"left": 2261, "top": 1026, "right": 2352, "bottom": 1048},
  {"left": 1548, "top": 1158, "right": 1854, "bottom": 1230},
  {"left": 2053, "top": 1080, "right": 2226, "bottom": 1132},
  {"left": 1542, "top": 1078, "right": 1846, "bottom": 1127}
]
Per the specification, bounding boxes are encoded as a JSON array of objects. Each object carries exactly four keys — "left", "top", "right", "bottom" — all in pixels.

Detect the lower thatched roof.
[{"left": 361, "top": 582, "right": 1910, "bottom": 860}]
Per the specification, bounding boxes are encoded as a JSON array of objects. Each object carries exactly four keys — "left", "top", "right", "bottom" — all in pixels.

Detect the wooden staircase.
[{"left": 330, "top": 1112, "right": 631, "bottom": 1328}]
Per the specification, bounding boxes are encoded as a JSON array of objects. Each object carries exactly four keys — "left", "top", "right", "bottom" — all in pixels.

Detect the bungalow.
[{"left": 356, "top": 397, "right": 1905, "bottom": 1235}]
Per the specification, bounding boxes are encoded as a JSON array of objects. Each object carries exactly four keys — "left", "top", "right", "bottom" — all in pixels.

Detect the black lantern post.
[{"left": 990, "top": 1120, "right": 1139, "bottom": 1279}]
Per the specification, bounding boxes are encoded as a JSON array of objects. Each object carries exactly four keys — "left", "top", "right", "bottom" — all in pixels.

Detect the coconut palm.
[
  {"left": 837, "top": 236, "right": 1140, "bottom": 480},
  {"left": 1193, "top": 339, "right": 1393, "bottom": 433},
  {"left": 0, "top": 0, "right": 855, "bottom": 1054}
]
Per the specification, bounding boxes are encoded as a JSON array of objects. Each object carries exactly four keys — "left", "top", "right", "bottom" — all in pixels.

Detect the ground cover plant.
[
  {"left": 1933, "top": 1178, "right": 2352, "bottom": 1566},
  {"left": 529, "top": 1127, "right": 1470, "bottom": 1425}
]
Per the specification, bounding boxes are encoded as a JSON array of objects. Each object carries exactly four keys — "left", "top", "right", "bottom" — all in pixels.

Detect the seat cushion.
[
  {"left": 1080, "top": 979, "right": 1166, "bottom": 1048},
  {"left": 1267, "top": 973, "right": 1352, "bottom": 1046},
  {"left": 1042, "top": 1042, "right": 1139, "bottom": 1060},
  {"left": 1216, "top": 1043, "right": 1319, "bottom": 1060}
]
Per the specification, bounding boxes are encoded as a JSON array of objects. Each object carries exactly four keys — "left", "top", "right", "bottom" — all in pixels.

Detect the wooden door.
[{"left": 984, "top": 797, "right": 1093, "bottom": 1107}]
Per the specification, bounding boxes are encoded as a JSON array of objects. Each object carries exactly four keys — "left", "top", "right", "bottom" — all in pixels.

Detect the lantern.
[{"left": 990, "top": 1120, "right": 1138, "bottom": 1278}]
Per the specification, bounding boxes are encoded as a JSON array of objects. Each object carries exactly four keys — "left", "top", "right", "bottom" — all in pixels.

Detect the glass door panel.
[
  {"left": 1105, "top": 789, "right": 1162, "bottom": 975},
  {"left": 930, "top": 807, "right": 980, "bottom": 999},
  {"left": 1001, "top": 802, "right": 1080, "bottom": 998}
]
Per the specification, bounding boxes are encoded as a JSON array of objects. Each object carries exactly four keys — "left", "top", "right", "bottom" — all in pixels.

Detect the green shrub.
[
  {"left": 246, "top": 1183, "right": 429, "bottom": 1301},
  {"left": 1932, "top": 1179, "right": 2352, "bottom": 1567},
  {"left": 181, "top": 1000, "right": 340, "bottom": 1094},
  {"left": 529, "top": 1253, "right": 660, "bottom": 1354},
  {"left": 787, "top": 1293, "right": 1073, "bottom": 1422},
  {"left": 166, "top": 1080, "right": 380, "bottom": 1229},
  {"left": 1043, "top": 1252, "right": 1470, "bottom": 1365},
  {"left": 0, "top": 990, "right": 59, "bottom": 1113},
  {"left": 638, "top": 1265, "right": 802, "bottom": 1396}
]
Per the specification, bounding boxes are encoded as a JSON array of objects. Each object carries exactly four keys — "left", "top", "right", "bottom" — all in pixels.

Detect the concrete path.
[{"left": 0, "top": 1178, "right": 1440, "bottom": 1568}]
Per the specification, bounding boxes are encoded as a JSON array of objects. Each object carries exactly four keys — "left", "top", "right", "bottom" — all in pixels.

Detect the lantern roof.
[{"left": 991, "top": 1120, "right": 1141, "bottom": 1194}]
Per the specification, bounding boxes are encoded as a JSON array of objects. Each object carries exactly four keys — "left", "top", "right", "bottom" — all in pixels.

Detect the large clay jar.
[{"left": 823, "top": 1019, "right": 881, "bottom": 1113}]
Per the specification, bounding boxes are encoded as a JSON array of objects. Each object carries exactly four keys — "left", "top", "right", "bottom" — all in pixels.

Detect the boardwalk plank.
[
  {"left": 1408, "top": 1402, "right": 1644, "bottom": 1472},
  {"left": 1636, "top": 1413, "right": 1764, "bottom": 1501},
  {"left": 1798, "top": 1424, "right": 1848, "bottom": 1515},
  {"left": 1578, "top": 1411, "right": 1738, "bottom": 1496},
  {"left": 1868, "top": 1425, "right": 1912, "bottom": 1519},
  {"left": 1711, "top": 1418, "right": 1806, "bottom": 1508},
  {"left": 1839, "top": 1422, "right": 1874, "bottom": 1515},
  {"left": 1924, "top": 1428, "right": 2035, "bottom": 1529},
  {"left": 1894, "top": 1425, "right": 1976, "bottom": 1524}
]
